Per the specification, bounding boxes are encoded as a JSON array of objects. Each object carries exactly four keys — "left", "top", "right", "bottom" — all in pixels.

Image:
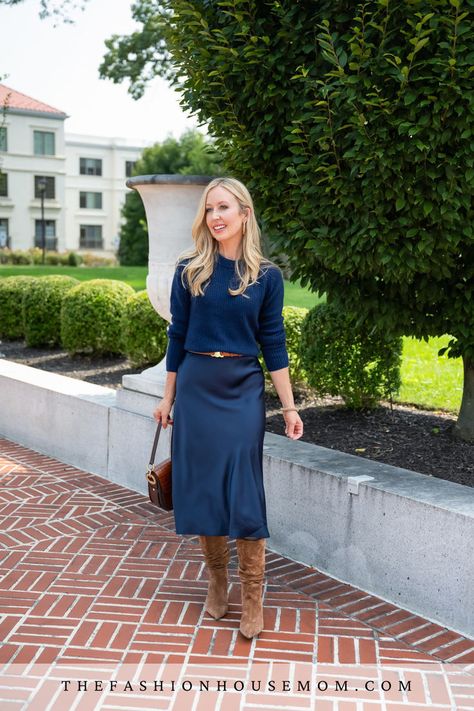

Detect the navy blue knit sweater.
[{"left": 165, "top": 252, "right": 289, "bottom": 373}]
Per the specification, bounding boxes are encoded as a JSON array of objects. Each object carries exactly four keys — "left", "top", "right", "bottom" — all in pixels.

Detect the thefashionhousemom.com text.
[{"left": 61, "top": 678, "right": 412, "bottom": 693}]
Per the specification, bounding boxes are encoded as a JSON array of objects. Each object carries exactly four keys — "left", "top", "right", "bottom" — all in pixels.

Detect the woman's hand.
[
  {"left": 153, "top": 398, "right": 174, "bottom": 428},
  {"left": 283, "top": 410, "right": 303, "bottom": 440}
]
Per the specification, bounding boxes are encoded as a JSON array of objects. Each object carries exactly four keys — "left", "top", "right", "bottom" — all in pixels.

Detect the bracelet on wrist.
[{"left": 282, "top": 407, "right": 298, "bottom": 413}]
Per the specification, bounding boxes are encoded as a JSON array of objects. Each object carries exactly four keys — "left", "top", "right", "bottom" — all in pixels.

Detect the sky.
[{"left": 0, "top": 0, "right": 205, "bottom": 145}]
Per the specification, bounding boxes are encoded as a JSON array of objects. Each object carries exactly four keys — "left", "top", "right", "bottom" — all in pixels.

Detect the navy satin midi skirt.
[{"left": 171, "top": 351, "right": 270, "bottom": 539}]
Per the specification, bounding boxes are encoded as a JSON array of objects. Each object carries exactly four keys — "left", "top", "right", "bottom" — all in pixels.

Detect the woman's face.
[{"left": 205, "top": 186, "right": 248, "bottom": 247}]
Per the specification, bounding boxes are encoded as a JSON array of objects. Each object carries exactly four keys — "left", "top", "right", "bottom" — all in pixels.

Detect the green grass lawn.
[
  {"left": 284, "top": 279, "right": 325, "bottom": 309},
  {"left": 0, "top": 265, "right": 148, "bottom": 291},
  {"left": 395, "top": 335, "right": 462, "bottom": 414},
  {"left": 0, "top": 265, "right": 462, "bottom": 413}
]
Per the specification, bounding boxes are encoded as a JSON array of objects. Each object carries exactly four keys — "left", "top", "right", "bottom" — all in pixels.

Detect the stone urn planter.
[{"left": 118, "top": 175, "right": 212, "bottom": 406}]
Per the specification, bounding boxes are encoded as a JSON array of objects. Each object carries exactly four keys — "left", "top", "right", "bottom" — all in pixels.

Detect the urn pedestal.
[{"left": 115, "top": 174, "right": 212, "bottom": 417}]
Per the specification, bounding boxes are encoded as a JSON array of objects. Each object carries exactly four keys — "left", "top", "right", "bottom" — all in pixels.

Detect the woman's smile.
[{"left": 205, "top": 185, "right": 248, "bottom": 254}]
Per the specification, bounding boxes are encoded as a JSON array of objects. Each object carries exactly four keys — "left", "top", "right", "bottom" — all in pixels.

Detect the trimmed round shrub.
[
  {"left": 121, "top": 290, "right": 168, "bottom": 366},
  {"left": 22, "top": 275, "right": 79, "bottom": 347},
  {"left": 282, "top": 305, "right": 308, "bottom": 385},
  {"left": 0, "top": 276, "right": 37, "bottom": 339},
  {"left": 66, "top": 251, "right": 83, "bottom": 267},
  {"left": 45, "top": 253, "right": 60, "bottom": 266},
  {"left": 0, "top": 249, "right": 11, "bottom": 264},
  {"left": 81, "top": 253, "right": 117, "bottom": 267},
  {"left": 10, "top": 250, "right": 32, "bottom": 265},
  {"left": 300, "top": 303, "right": 402, "bottom": 409},
  {"left": 258, "top": 305, "right": 309, "bottom": 385},
  {"left": 27, "top": 248, "right": 43, "bottom": 265},
  {"left": 61, "top": 279, "right": 135, "bottom": 355}
]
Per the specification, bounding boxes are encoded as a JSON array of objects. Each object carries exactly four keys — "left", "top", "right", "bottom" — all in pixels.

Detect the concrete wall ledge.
[
  {"left": 0, "top": 359, "right": 472, "bottom": 638},
  {"left": 262, "top": 435, "right": 474, "bottom": 516}
]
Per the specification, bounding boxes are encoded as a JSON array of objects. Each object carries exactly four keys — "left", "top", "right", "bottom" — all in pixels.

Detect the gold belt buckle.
[{"left": 211, "top": 351, "right": 225, "bottom": 358}]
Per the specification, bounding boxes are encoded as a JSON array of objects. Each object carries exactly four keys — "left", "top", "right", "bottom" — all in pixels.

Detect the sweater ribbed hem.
[
  {"left": 262, "top": 348, "right": 289, "bottom": 372},
  {"left": 166, "top": 340, "right": 185, "bottom": 372}
]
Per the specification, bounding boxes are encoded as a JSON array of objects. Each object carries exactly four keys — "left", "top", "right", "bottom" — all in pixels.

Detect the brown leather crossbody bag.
[{"left": 146, "top": 421, "right": 173, "bottom": 511}]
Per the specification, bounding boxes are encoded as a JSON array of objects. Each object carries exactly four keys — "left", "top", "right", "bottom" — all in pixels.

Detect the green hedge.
[
  {"left": 0, "top": 248, "right": 85, "bottom": 266},
  {"left": 0, "top": 276, "right": 37, "bottom": 340},
  {"left": 2, "top": 274, "right": 405, "bottom": 409},
  {"left": 282, "top": 305, "right": 308, "bottom": 385},
  {"left": 259, "top": 305, "right": 309, "bottom": 384},
  {"left": 121, "top": 290, "right": 168, "bottom": 367},
  {"left": 300, "top": 302, "right": 402, "bottom": 409},
  {"left": 23, "top": 275, "right": 79, "bottom": 347},
  {"left": 61, "top": 279, "right": 135, "bottom": 355}
]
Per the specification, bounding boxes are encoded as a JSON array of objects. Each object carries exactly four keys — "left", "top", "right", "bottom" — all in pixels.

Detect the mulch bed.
[{"left": 1, "top": 340, "right": 472, "bottom": 489}]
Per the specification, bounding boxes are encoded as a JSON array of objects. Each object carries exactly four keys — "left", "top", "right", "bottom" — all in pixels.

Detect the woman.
[{"left": 153, "top": 176, "right": 303, "bottom": 639}]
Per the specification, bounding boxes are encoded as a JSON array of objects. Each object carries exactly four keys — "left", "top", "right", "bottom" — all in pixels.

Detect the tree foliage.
[
  {"left": 101, "top": 0, "right": 474, "bottom": 439},
  {"left": 119, "top": 129, "right": 224, "bottom": 265},
  {"left": 99, "top": 0, "right": 174, "bottom": 99},
  {"left": 102, "top": 2, "right": 474, "bottom": 345}
]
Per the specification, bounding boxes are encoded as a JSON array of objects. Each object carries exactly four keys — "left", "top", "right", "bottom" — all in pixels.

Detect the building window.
[
  {"left": 80, "top": 225, "right": 103, "bottom": 249},
  {"left": 34, "top": 220, "right": 57, "bottom": 250},
  {"left": 80, "top": 158, "right": 102, "bottom": 176},
  {"left": 125, "top": 161, "right": 136, "bottom": 178},
  {"left": 34, "top": 130, "right": 55, "bottom": 156},
  {"left": 0, "top": 127, "right": 6, "bottom": 152},
  {"left": 0, "top": 172, "right": 7, "bottom": 197},
  {"left": 34, "top": 175, "right": 55, "bottom": 199},
  {"left": 0, "top": 218, "right": 9, "bottom": 248},
  {"left": 79, "top": 191, "right": 102, "bottom": 209}
]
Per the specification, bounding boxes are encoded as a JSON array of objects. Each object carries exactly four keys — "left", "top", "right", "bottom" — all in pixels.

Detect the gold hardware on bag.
[{"left": 147, "top": 472, "right": 157, "bottom": 485}]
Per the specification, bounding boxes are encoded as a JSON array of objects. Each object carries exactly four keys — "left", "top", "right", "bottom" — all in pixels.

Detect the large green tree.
[
  {"left": 119, "top": 129, "right": 224, "bottom": 265},
  {"left": 104, "top": 1, "right": 474, "bottom": 442}
]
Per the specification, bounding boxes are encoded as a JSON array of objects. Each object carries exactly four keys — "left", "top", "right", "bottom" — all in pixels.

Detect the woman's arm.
[
  {"left": 269, "top": 366, "right": 295, "bottom": 409},
  {"left": 258, "top": 267, "right": 303, "bottom": 440},
  {"left": 268, "top": 366, "right": 303, "bottom": 440},
  {"left": 165, "top": 261, "right": 191, "bottom": 373},
  {"left": 153, "top": 261, "right": 190, "bottom": 428},
  {"left": 153, "top": 371, "right": 177, "bottom": 429},
  {"left": 163, "top": 371, "right": 177, "bottom": 404}
]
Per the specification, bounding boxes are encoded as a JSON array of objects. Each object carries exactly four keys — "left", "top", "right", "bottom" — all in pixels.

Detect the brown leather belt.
[{"left": 189, "top": 350, "right": 243, "bottom": 358}]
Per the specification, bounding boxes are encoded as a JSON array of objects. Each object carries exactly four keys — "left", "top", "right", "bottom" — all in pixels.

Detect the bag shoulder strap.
[
  {"left": 149, "top": 422, "right": 162, "bottom": 467},
  {"left": 149, "top": 418, "right": 174, "bottom": 467}
]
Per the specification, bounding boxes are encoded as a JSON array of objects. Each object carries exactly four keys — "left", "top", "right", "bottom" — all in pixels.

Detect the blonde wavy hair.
[{"left": 176, "top": 177, "right": 274, "bottom": 297}]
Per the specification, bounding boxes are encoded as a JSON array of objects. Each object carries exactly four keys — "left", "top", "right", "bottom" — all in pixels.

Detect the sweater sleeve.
[
  {"left": 165, "top": 262, "right": 191, "bottom": 372},
  {"left": 257, "top": 266, "right": 289, "bottom": 372}
]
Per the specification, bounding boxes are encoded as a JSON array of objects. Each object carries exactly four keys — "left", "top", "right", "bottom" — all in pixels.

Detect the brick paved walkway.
[{"left": 0, "top": 437, "right": 472, "bottom": 710}]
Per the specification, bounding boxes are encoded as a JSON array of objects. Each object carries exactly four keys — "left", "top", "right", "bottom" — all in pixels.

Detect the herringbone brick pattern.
[{"left": 0, "top": 437, "right": 472, "bottom": 710}]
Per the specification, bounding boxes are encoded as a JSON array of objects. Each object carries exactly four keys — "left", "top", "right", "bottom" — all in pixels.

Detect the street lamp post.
[{"left": 37, "top": 177, "right": 47, "bottom": 264}]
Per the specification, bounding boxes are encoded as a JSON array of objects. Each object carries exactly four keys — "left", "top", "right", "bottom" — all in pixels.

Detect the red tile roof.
[{"left": 0, "top": 83, "right": 67, "bottom": 117}]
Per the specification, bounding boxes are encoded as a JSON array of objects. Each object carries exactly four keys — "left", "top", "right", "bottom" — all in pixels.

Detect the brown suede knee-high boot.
[
  {"left": 199, "top": 535, "right": 230, "bottom": 619},
  {"left": 236, "top": 538, "right": 266, "bottom": 638}
]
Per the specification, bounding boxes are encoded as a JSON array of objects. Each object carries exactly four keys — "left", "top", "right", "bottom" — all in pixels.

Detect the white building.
[
  {"left": 0, "top": 84, "right": 149, "bottom": 256},
  {"left": 65, "top": 133, "right": 148, "bottom": 254}
]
